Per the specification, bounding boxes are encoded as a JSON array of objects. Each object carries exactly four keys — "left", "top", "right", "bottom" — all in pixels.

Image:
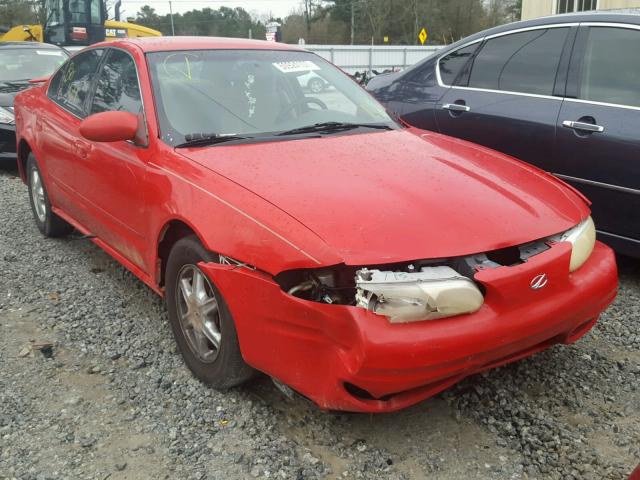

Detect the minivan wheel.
[
  {"left": 166, "top": 236, "right": 254, "bottom": 388},
  {"left": 26, "top": 154, "right": 72, "bottom": 237}
]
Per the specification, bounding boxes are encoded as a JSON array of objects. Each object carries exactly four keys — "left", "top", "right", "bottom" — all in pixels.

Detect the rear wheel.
[
  {"left": 166, "top": 236, "right": 254, "bottom": 388},
  {"left": 26, "top": 154, "right": 72, "bottom": 237}
]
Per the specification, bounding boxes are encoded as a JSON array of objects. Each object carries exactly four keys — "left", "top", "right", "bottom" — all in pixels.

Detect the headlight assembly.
[
  {"left": 0, "top": 106, "right": 15, "bottom": 125},
  {"left": 277, "top": 263, "right": 484, "bottom": 323},
  {"left": 355, "top": 266, "right": 484, "bottom": 323},
  {"left": 552, "top": 216, "right": 596, "bottom": 272}
]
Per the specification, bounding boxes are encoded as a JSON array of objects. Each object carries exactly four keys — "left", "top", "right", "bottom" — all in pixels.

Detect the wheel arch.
[
  {"left": 156, "top": 218, "right": 211, "bottom": 288},
  {"left": 17, "top": 138, "right": 33, "bottom": 182}
]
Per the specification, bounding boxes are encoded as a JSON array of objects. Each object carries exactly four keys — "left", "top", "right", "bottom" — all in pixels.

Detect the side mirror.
[{"left": 79, "top": 111, "right": 138, "bottom": 143}]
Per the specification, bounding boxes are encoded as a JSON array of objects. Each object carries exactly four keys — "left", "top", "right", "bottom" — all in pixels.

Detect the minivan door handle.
[
  {"left": 443, "top": 103, "right": 471, "bottom": 113},
  {"left": 562, "top": 120, "right": 604, "bottom": 133}
]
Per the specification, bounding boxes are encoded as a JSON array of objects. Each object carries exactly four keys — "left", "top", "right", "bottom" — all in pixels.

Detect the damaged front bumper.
[{"left": 200, "top": 241, "right": 617, "bottom": 413}]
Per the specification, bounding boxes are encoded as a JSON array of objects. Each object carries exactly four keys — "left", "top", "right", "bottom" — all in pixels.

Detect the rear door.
[
  {"left": 555, "top": 24, "right": 640, "bottom": 252},
  {"left": 434, "top": 25, "right": 576, "bottom": 172},
  {"left": 41, "top": 48, "right": 103, "bottom": 217},
  {"left": 399, "top": 43, "right": 481, "bottom": 132}
]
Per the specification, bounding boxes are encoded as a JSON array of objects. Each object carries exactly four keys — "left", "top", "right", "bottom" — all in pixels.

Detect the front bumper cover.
[
  {"left": 200, "top": 241, "right": 617, "bottom": 413},
  {"left": 0, "top": 124, "right": 17, "bottom": 161}
]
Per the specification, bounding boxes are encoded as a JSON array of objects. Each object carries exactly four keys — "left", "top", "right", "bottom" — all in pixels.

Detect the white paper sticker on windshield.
[
  {"left": 36, "top": 50, "right": 65, "bottom": 56},
  {"left": 272, "top": 60, "right": 320, "bottom": 73}
]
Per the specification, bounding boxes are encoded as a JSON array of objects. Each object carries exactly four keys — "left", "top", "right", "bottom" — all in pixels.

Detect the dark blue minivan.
[{"left": 367, "top": 12, "right": 640, "bottom": 257}]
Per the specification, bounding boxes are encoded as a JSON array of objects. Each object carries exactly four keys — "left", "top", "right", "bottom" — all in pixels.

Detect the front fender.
[{"left": 146, "top": 148, "right": 343, "bottom": 277}]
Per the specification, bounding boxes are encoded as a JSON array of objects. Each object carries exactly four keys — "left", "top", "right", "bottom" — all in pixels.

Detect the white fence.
[{"left": 302, "top": 44, "right": 444, "bottom": 74}]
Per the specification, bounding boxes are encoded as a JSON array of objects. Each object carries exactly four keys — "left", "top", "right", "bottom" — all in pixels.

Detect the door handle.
[
  {"left": 562, "top": 120, "right": 604, "bottom": 133},
  {"left": 443, "top": 103, "right": 471, "bottom": 112},
  {"left": 74, "top": 140, "right": 91, "bottom": 159}
]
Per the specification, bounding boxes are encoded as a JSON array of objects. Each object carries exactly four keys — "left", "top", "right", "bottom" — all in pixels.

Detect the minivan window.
[
  {"left": 438, "top": 42, "right": 480, "bottom": 86},
  {"left": 467, "top": 28, "right": 569, "bottom": 95},
  {"left": 578, "top": 26, "right": 640, "bottom": 108}
]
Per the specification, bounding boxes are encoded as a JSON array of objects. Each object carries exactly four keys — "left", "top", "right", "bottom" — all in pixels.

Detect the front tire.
[
  {"left": 166, "top": 236, "right": 254, "bottom": 389},
  {"left": 26, "top": 154, "right": 72, "bottom": 237}
]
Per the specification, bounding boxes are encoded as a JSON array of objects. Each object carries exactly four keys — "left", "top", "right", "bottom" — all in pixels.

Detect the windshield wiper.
[
  {"left": 175, "top": 133, "right": 251, "bottom": 148},
  {"left": 276, "top": 122, "right": 393, "bottom": 137}
]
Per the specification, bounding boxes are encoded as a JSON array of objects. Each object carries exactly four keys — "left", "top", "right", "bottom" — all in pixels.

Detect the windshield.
[
  {"left": 147, "top": 49, "right": 395, "bottom": 146},
  {"left": 0, "top": 48, "right": 68, "bottom": 82}
]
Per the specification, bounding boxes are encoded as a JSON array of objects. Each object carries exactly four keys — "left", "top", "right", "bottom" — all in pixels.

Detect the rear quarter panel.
[{"left": 14, "top": 84, "right": 48, "bottom": 182}]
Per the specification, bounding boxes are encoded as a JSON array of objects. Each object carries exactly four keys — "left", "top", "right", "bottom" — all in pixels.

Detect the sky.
[{"left": 118, "top": 0, "right": 303, "bottom": 19}]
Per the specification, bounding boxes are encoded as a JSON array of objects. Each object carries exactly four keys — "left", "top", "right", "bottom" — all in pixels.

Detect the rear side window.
[
  {"left": 467, "top": 28, "right": 569, "bottom": 95},
  {"left": 578, "top": 26, "right": 640, "bottom": 108},
  {"left": 50, "top": 49, "right": 103, "bottom": 116},
  {"left": 438, "top": 43, "right": 480, "bottom": 86},
  {"left": 90, "top": 49, "right": 142, "bottom": 115}
]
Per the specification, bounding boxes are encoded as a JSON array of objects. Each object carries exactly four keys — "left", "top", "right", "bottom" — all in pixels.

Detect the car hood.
[
  {"left": 0, "top": 92, "right": 15, "bottom": 107},
  {"left": 178, "top": 129, "right": 588, "bottom": 266},
  {"left": 0, "top": 81, "right": 31, "bottom": 107}
]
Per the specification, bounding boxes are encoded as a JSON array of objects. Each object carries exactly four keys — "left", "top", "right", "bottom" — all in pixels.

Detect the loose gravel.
[{"left": 1, "top": 165, "right": 638, "bottom": 480}]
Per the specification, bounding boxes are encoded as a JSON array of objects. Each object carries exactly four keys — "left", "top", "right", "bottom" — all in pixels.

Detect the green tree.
[
  {"left": 134, "top": 4, "right": 265, "bottom": 39},
  {"left": 0, "top": 0, "right": 40, "bottom": 29}
]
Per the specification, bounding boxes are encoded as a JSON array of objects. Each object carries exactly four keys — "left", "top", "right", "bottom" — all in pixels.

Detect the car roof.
[
  {"left": 392, "top": 10, "right": 640, "bottom": 83},
  {"left": 0, "top": 41, "right": 63, "bottom": 50},
  {"left": 104, "top": 36, "right": 305, "bottom": 53},
  {"left": 453, "top": 10, "right": 640, "bottom": 46}
]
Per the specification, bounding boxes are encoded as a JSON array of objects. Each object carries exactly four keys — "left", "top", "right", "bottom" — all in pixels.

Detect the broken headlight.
[
  {"left": 551, "top": 216, "right": 596, "bottom": 272},
  {"left": 355, "top": 266, "right": 484, "bottom": 323},
  {"left": 0, "top": 106, "right": 15, "bottom": 125}
]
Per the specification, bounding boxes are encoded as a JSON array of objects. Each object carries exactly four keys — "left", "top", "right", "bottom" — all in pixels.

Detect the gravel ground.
[{"left": 1, "top": 164, "right": 638, "bottom": 480}]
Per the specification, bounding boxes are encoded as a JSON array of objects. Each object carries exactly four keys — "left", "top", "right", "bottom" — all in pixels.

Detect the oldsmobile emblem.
[{"left": 530, "top": 273, "right": 548, "bottom": 290}]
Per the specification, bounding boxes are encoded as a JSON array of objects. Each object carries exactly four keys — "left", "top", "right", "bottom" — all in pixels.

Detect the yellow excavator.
[{"left": 0, "top": 0, "right": 160, "bottom": 46}]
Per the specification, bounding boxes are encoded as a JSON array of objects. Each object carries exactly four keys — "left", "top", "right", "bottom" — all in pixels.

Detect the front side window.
[
  {"left": 438, "top": 42, "right": 480, "bottom": 86},
  {"left": 91, "top": 49, "right": 142, "bottom": 115},
  {"left": 466, "top": 28, "right": 569, "bottom": 96},
  {"left": 0, "top": 48, "right": 68, "bottom": 82},
  {"left": 51, "top": 49, "right": 103, "bottom": 116},
  {"left": 577, "top": 27, "right": 640, "bottom": 108},
  {"left": 147, "top": 49, "right": 394, "bottom": 146}
]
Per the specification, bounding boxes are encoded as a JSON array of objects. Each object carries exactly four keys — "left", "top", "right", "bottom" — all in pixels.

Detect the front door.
[
  {"left": 75, "top": 47, "right": 150, "bottom": 269},
  {"left": 554, "top": 25, "right": 640, "bottom": 253},
  {"left": 435, "top": 26, "right": 575, "bottom": 173},
  {"left": 40, "top": 48, "right": 104, "bottom": 218}
]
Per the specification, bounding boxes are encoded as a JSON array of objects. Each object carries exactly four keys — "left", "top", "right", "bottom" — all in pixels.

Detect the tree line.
[{"left": 0, "top": 0, "right": 522, "bottom": 46}]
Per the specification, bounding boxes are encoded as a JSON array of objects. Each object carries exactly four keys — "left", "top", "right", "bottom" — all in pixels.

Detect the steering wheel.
[{"left": 277, "top": 97, "right": 328, "bottom": 123}]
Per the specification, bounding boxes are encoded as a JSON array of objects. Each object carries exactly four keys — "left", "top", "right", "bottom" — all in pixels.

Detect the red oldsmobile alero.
[{"left": 14, "top": 37, "right": 618, "bottom": 412}]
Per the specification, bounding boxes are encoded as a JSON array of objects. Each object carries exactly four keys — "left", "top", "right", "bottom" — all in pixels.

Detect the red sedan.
[{"left": 14, "top": 37, "right": 617, "bottom": 412}]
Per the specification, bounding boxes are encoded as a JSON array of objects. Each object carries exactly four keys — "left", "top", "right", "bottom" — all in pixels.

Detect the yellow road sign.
[{"left": 419, "top": 28, "right": 428, "bottom": 45}]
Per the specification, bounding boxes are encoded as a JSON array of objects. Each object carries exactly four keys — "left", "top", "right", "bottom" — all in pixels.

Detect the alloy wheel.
[
  {"left": 30, "top": 168, "right": 46, "bottom": 223},
  {"left": 175, "top": 264, "right": 222, "bottom": 363}
]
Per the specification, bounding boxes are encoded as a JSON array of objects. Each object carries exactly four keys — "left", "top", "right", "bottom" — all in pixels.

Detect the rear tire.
[
  {"left": 26, "top": 154, "right": 72, "bottom": 237},
  {"left": 166, "top": 235, "right": 254, "bottom": 389}
]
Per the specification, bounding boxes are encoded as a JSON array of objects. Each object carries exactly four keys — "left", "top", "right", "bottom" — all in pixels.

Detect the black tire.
[
  {"left": 166, "top": 235, "right": 254, "bottom": 389},
  {"left": 308, "top": 77, "right": 325, "bottom": 93},
  {"left": 26, "top": 154, "right": 72, "bottom": 237}
]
